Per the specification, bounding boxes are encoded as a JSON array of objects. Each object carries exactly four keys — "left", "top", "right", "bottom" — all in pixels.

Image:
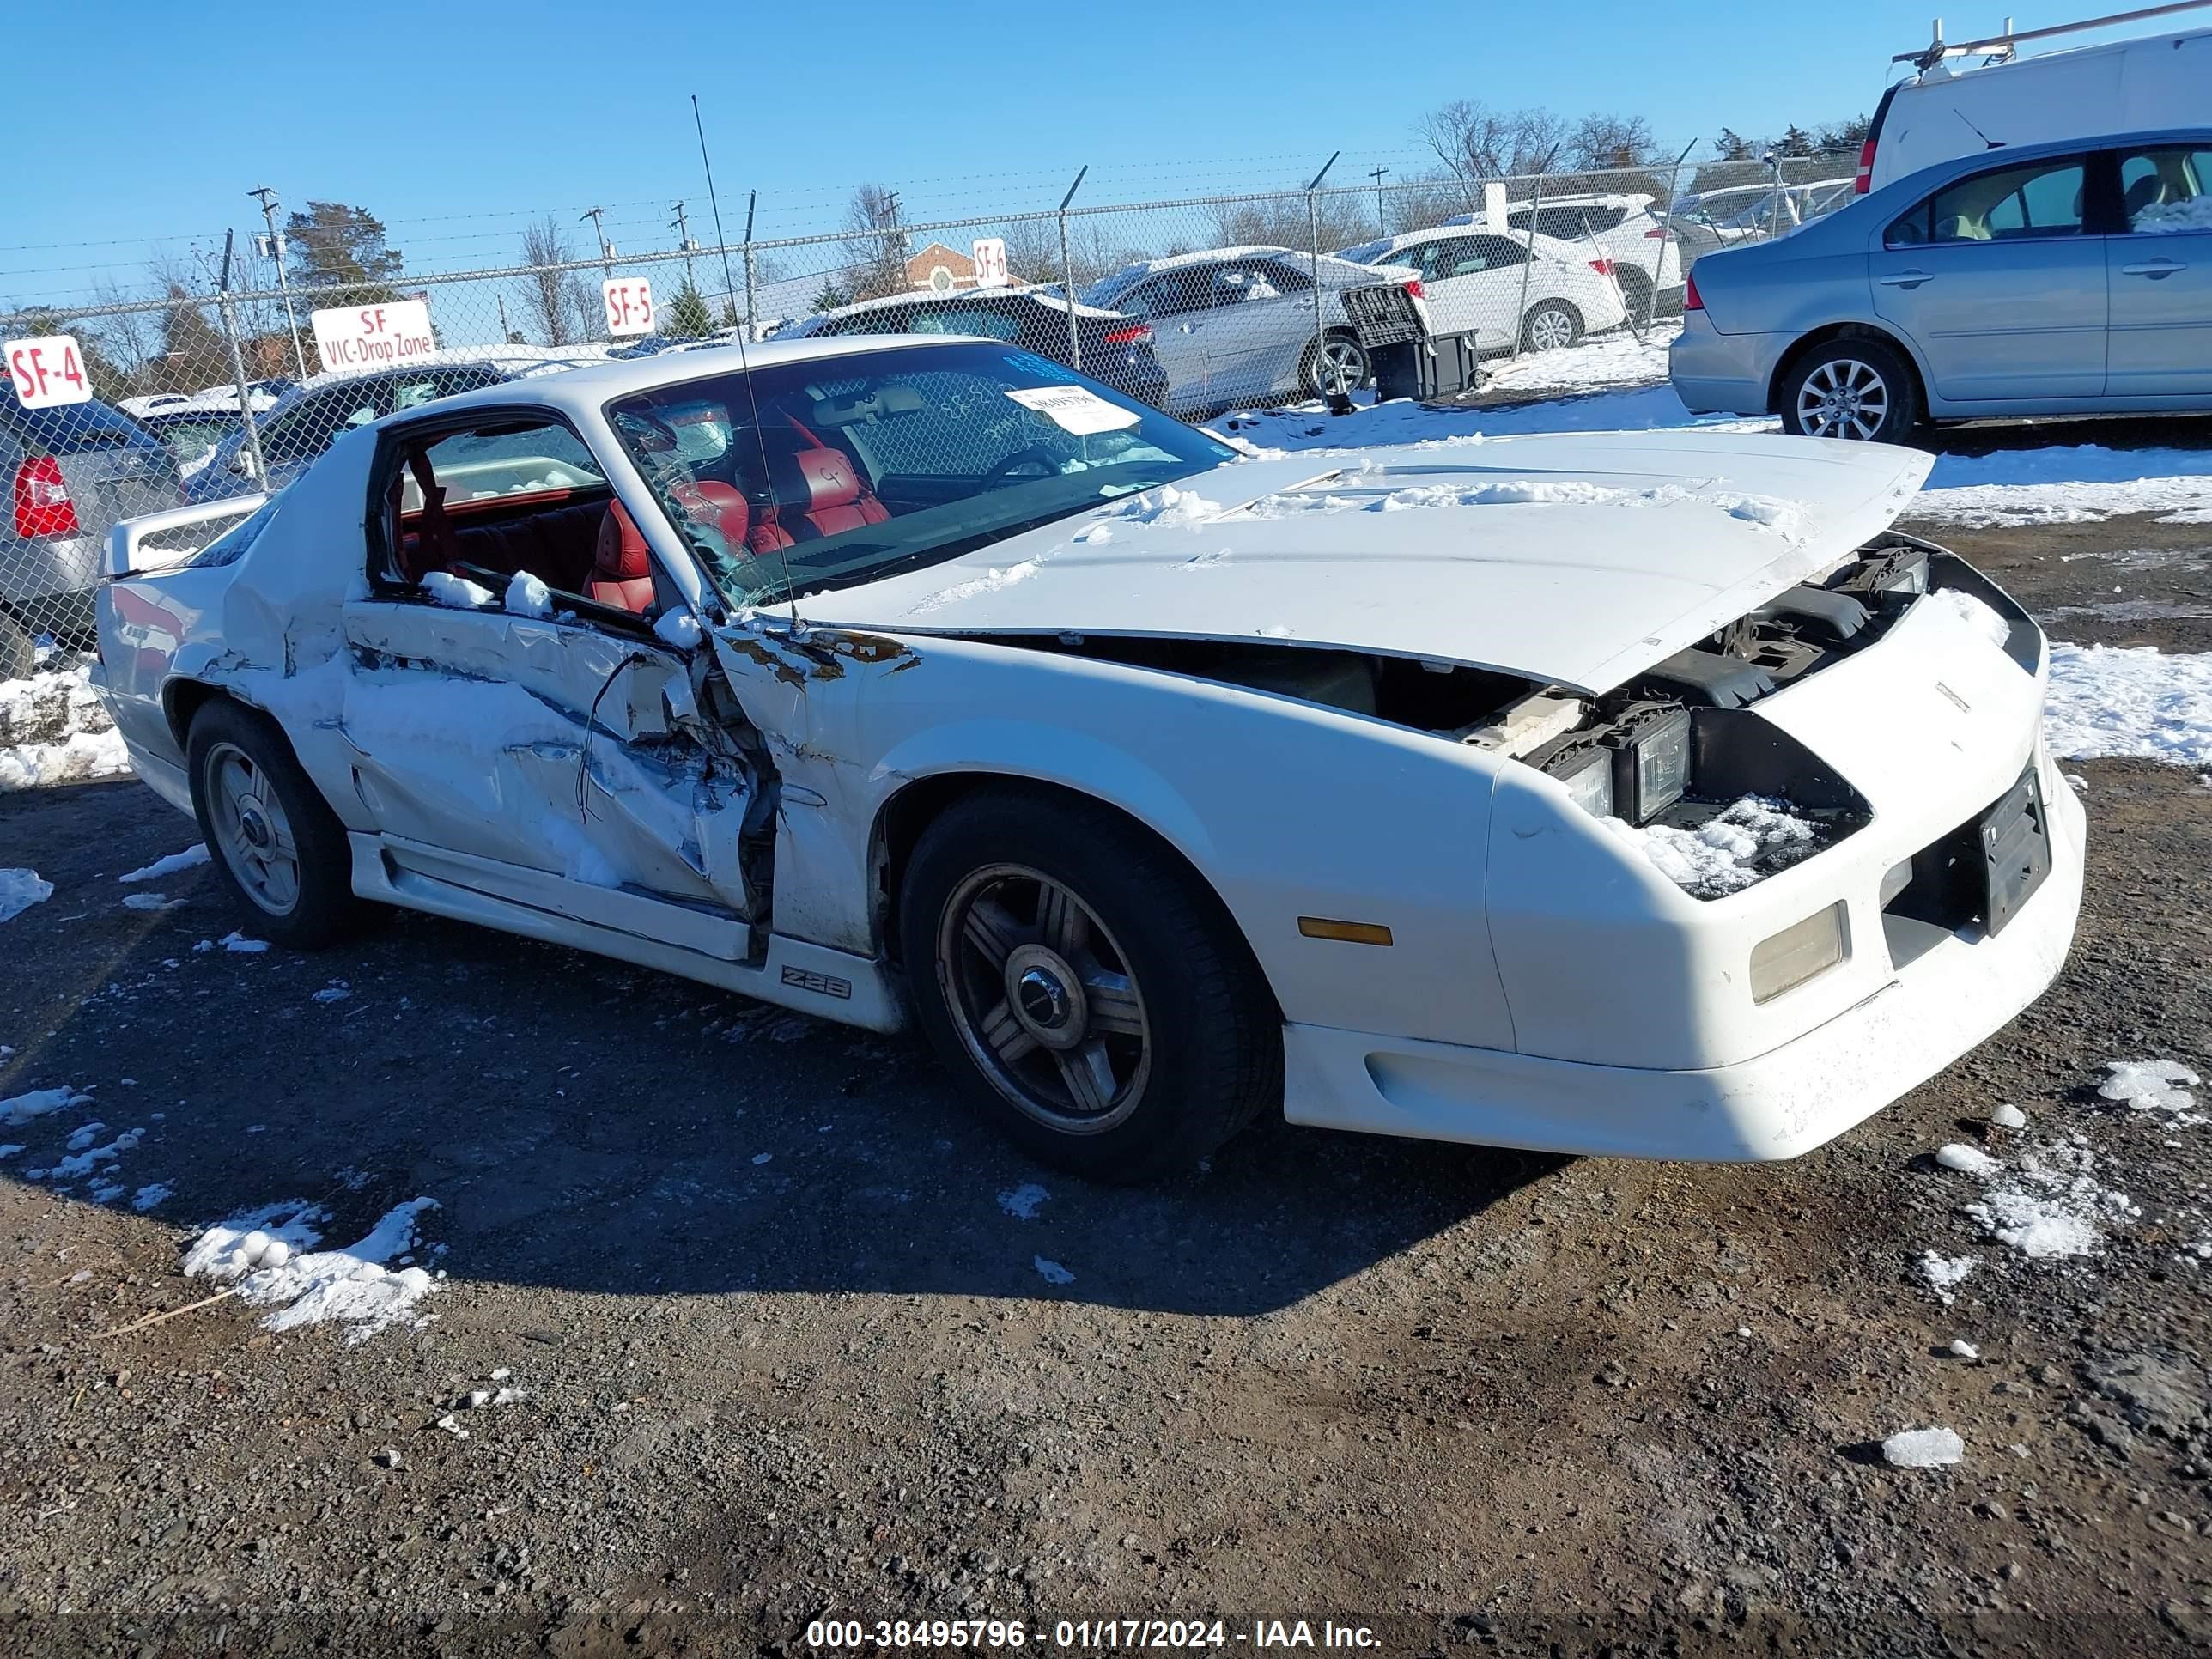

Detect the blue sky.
[{"left": 0, "top": 0, "right": 2181, "bottom": 307}]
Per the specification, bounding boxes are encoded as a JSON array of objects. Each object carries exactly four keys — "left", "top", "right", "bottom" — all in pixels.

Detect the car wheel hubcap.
[
  {"left": 1529, "top": 308, "right": 1573, "bottom": 350},
  {"left": 1798, "top": 358, "right": 1888, "bottom": 441},
  {"left": 938, "top": 863, "right": 1152, "bottom": 1133},
  {"left": 206, "top": 743, "right": 300, "bottom": 916},
  {"left": 1317, "top": 339, "right": 1366, "bottom": 391}
]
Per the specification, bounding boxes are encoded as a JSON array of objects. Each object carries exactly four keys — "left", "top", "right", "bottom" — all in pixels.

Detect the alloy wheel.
[
  {"left": 1796, "top": 357, "right": 1889, "bottom": 441},
  {"left": 1314, "top": 337, "right": 1368, "bottom": 394},
  {"left": 204, "top": 741, "right": 301, "bottom": 915},
  {"left": 1526, "top": 306, "right": 1577, "bottom": 351},
  {"left": 936, "top": 862, "right": 1152, "bottom": 1134}
]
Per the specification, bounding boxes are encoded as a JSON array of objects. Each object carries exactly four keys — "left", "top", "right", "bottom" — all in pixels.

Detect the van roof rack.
[{"left": 1895, "top": 0, "right": 2212, "bottom": 68}]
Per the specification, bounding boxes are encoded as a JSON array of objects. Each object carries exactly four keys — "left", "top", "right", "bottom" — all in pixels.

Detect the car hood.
[{"left": 798, "top": 431, "right": 1934, "bottom": 695}]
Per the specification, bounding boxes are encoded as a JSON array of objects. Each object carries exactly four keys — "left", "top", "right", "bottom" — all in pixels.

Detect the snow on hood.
[{"left": 800, "top": 431, "right": 1933, "bottom": 695}]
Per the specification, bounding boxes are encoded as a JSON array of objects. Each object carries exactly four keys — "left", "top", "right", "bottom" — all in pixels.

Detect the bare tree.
[
  {"left": 1417, "top": 100, "right": 1570, "bottom": 197},
  {"left": 1569, "top": 112, "right": 1656, "bottom": 169},
  {"left": 88, "top": 276, "right": 162, "bottom": 392},
  {"left": 517, "top": 216, "right": 580, "bottom": 345},
  {"left": 842, "top": 184, "right": 910, "bottom": 301}
]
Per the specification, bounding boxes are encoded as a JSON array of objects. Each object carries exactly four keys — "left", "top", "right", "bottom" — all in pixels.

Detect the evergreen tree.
[
  {"left": 285, "top": 202, "right": 405, "bottom": 305},
  {"left": 811, "top": 278, "right": 854, "bottom": 313},
  {"left": 153, "top": 286, "right": 230, "bottom": 393},
  {"left": 1714, "top": 128, "right": 1756, "bottom": 161},
  {"left": 663, "top": 276, "right": 714, "bottom": 338}
]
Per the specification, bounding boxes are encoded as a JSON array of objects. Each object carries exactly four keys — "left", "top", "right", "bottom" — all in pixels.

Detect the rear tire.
[
  {"left": 187, "top": 698, "right": 367, "bottom": 949},
  {"left": 899, "top": 789, "right": 1280, "bottom": 1182},
  {"left": 1303, "top": 332, "right": 1370, "bottom": 398},
  {"left": 1778, "top": 337, "right": 1922, "bottom": 443},
  {"left": 0, "top": 617, "right": 34, "bottom": 682},
  {"left": 1617, "top": 267, "right": 1655, "bottom": 327},
  {"left": 1521, "top": 301, "right": 1583, "bottom": 352}
]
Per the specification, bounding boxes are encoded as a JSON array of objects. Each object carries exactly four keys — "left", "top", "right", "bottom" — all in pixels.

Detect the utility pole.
[
  {"left": 496, "top": 291, "right": 515, "bottom": 344},
  {"left": 1368, "top": 166, "right": 1389, "bottom": 238},
  {"left": 246, "top": 185, "right": 308, "bottom": 381},
  {"left": 670, "top": 201, "right": 698, "bottom": 295},
  {"left": 580, "top": 206, "right": 613, "bottom": 280}
]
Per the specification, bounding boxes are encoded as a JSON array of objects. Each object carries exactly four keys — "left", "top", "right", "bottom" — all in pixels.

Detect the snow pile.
[
  {"left": 2044, "top": 645, "right": 2212, "bottom": 766},
  {"left": 219, "top": 932, "right": 269, "bottom": 954},
  {"left": 1924, "top": 588, "right": 2012, "bottom": 647},
  {"left": 1606, "top": 796, "right": 1820, "bottom": 899},
  {"left": 998, "top": 1183, "right": 1050, "bottom": 1220},
  {"left": 119, "top": 845, "right": 210, "bottom": 884},
  {"left": 1, "top": 1086, "right": 91, "bottom": 1127},
  {"left": 0, "top": 868, "right": 53, "bottom": 922},
  {"left": 0, "top": 658, "right": 129, "bottom": 792},
  {"left": 1881, "top": 1426, "right": 1964, "bottom": 1468},
  {"left": 2134, "top": 196, "right": 2212, "bottom": 234},
  {"left": 1480, "top": 324, "right": 1679, "bottom": 395},
  {"left": 1106, "top": 483, "right": 1223, "bottom": 528},
  {"left": 908, "top": 558, "right": 1043, "bottom": 615},
  {"left": 1941, "top": 1133, "right": 2140, "bottom": 1259},
  {"left": 1033, "top": 1256, "right": 1075, "bottom": 1285},
  {"left": 43, "top": 1125, "right": 142, "bottom": 1182},
  {"left": 504, "top": 570, "right": 553, "bottom": 620},
  {"left": 1990, "top": 1103, "right": 2027, "bottom": 1129},
  {"left": 1917, "top": 1251, "right": 1979, "bottom": 1304},
  {"left": 121, "top": 893, "right": 184, "bottom": 913},
  {"left": 184, "top": 1197, "right": 441, "bottom": 1344},
  {"left": 2099, "top": 1060, "right": 2201, "bottom": 1122},
  {"left": 420, "top": 571, "right": 494, "bottom": 611},
  {"left": 1231, "top": 476, "right": 1805, "bottom": 540},
  {"left": 653, "top": 610, "right": 703, "bottom": 650}
]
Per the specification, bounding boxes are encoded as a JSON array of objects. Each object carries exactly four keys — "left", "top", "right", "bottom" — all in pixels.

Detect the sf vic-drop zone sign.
[{"left": 309, "top": 299, "right": 436, "bottom": 375}]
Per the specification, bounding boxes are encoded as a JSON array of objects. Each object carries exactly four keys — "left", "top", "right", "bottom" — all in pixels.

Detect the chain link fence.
[{"left": 0, "top": 157, "right": 1857, "bottom": 669}]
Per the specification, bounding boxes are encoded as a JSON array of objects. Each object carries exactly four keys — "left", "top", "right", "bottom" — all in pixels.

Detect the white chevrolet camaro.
[{"left": 94, "top": 337, "right": 2083, "bottom": 1180}]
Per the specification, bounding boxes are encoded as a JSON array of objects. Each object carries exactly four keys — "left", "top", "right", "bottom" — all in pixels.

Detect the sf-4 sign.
[
  {"left": 602, "top": 278, "right": 655, "bottom": 337},
  {"left": 310, "top": 299, "right": 437, "bottom": 375},
  {"left": 5, "top": 335, "right": 93, "bottom": 408}
]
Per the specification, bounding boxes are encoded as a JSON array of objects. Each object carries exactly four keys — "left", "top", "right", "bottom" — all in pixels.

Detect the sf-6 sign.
[{"left": 310, "top": 298, "right": 437, "bottom": 375}]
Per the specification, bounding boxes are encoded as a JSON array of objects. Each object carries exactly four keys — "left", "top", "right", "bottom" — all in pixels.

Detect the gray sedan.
[{"left": 1670, "top": 129, "right": 2212, "bottom": 441}]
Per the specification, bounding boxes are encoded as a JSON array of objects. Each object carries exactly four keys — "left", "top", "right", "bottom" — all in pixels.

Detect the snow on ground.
[
  {"left": 2099, "top": 1060, "right": 2201, "bottom": 1122},
  {"left": 998, "top": 1183, "right": 1049, "bottom": 1220},
  {"left": 0, "top": 655, "right": 128, "bottom": 792},
  {"left": 1881, "top": 1426, "right": 1965, "bottom": 1468},
  {"left": 1605, "top": 796, "right": 1822, "bottom": 900},
  {"left": 184, "top": 1197, "right": 442, "bottom": 1344},
  {"left": 1, "top": 1086, "right": 91, "bottom": 1128},
  {"left": 1938, "top": 1132, "right": 2141, "bottom": 1260},
  {"left": 1917, "top": 1252, "right": 1979, "bottom": 1305},
  {"left": 2044, "top": 646, "right": 2212, "bottom": 767},
  {"left": 1, "top": 868, "right": 53, "bottom": 922},
  {"left": 1913, "top": 445, "right": 2212, "bottom": 528},
  {"left": 1479, "top": 324, "right": 1680, "bottom": 395},
  {"left": 118, "top": 845, "right": 209, "bottom": 884},
  {"left": 1033, "top": 1256, "right": 1075, "bottom": 1285}
]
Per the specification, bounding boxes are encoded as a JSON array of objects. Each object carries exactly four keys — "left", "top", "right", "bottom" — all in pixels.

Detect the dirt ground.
[{"left": 0, "top": 495, "right": 2209, "bottom": 1657}]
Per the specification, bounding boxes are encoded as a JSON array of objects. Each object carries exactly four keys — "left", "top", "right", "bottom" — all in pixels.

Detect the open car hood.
[{"left": 799, "top": 431, "right": 1934, "bottom": 695}]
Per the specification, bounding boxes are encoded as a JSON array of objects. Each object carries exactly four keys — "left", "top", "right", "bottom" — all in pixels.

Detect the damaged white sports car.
[{"left": 94, "top": 337, "right": 2083, "bottom": 1179}]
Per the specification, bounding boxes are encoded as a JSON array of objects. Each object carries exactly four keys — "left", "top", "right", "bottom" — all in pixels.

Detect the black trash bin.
[{"left": 1372, "top": 331, "right": 1482, "bottom": 404}]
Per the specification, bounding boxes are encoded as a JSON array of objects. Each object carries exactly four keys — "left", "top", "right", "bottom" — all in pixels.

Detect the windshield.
[{"left": 605, "top": 342, "right": 1234, "bottom": 609}]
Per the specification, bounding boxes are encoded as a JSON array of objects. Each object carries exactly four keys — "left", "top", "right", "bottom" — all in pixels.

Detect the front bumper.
[{"left": 1281, "top": 745, "right": 2084, "bottom": 1161}]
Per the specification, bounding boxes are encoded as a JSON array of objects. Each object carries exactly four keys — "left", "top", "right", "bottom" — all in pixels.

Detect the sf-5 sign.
[
  {"left": 602, "top": 278, "right": 655, "bottom": 338},
  {"left": 310, "top": 299, "right": 437, "bottom": 375},
  {"left": 4, "top": 335, "right": 93, "bottom": 408}
]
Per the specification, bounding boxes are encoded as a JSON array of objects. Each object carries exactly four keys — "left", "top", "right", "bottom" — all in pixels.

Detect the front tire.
[
  {"left": 0, "top": 616, "right": 34, "bottom": 682},
  {"left": 187, "top": 698, "right": 366, "bottom": 948},
  {"left": 899, "top": 790, "right": 1280, "bottom": 1182},
  {"left": 1521, "top": 301, "right": 1583, "bottom": 352},
  {"left": 1778, "top": 338, "right": 1921, "bottom": 442}
]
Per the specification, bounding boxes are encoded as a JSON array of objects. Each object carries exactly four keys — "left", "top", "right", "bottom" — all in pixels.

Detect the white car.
[
  {"left": 1340, "top": 225, "right": 1627, "bottom": 352},
  {"left": 94, "top": 336, "right": 2082, "bottom": 1180},
  {"left": 1358, "top": 195, "right": 1681, "bottom": 321}
]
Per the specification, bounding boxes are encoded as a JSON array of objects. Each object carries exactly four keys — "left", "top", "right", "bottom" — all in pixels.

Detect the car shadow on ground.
[{"left": 0, "top": 779, "right": 1558, "bottom": 1320}]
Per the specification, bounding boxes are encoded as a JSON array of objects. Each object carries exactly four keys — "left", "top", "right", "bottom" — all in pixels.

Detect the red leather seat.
[
  {"left": 748, "top": 440, "right": 889, "bottom": 552},
  {"left": 672, "top": 479, "right": 750, "bottom": 552},
  {"left": 590, "top": 503, "right": 656, "bottom": 612}
]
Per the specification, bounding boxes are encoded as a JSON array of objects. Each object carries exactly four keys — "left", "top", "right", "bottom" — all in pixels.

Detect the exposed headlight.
[
  {"left": 1543, "top": 741, "right": 1614, "bottom": 819},
  {"left": 1603, "top": 703, "right": 1692, "bottom": 823},
  {"left": 1749, "top": 902, "right": 1850, "bottom": 1003}
]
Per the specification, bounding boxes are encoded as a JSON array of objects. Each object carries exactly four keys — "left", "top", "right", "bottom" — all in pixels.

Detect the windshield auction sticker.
[
  {"left": 310, "top": 298, "right": 437, "bottom": 375},
  {"left": 1004, "top": 385, "right": 1141, "bottom": 435}
]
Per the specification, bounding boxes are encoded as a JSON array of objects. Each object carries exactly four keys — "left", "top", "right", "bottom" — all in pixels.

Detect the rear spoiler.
[{"left": 105, "top": 496, "right": 266, "bottom": 579}]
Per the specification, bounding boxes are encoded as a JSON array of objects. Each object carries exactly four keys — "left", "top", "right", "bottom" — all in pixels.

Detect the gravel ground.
[{"left": 0, "top": 505, "right": 2208, "bottom": 1657}]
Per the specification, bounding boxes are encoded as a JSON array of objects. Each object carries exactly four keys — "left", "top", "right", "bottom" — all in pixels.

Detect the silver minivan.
[{"left": 1669, "top": 129, "right": 2212, "bottom": 441}]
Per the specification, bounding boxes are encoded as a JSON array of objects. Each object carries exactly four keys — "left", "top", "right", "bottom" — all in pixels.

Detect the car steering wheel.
[{"left": 983, "top": 445, "right": 1062, "bottom": 486}]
